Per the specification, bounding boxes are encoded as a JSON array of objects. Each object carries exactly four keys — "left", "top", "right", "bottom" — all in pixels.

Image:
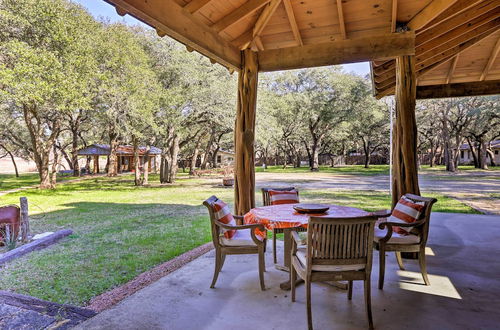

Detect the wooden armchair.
[
  {"left": 203, "top": 196, "right": 267, "bottom": 290},
  {"left": 261, "top": 187, "right": 306, "bottom": 264},
  {"left": 290, "top": 215, "right": 378, "bottom": 330},
  {"left": 373, "top": 193, "right": 437, "bottom": 289}
]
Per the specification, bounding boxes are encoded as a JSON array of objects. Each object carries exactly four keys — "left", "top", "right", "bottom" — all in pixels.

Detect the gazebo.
[{"left": 103, "top": 0, "right": 500, "bottom": 214}]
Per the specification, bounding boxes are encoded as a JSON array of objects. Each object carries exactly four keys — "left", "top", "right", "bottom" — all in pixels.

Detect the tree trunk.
[
  {"left": 234, "top": 49, "right": 258, "bottom": 215},
  {"left": 71, "top": 127, "right": 80, "bottom": 176},
  {"left": 50, "top": 144, "right": 61, "bottom": 187},
  {"left": 108, "top": 132, "right": 119, "bottom": 177},
  {"left": 362, "top": 139, "right": 370, "bottom": 169},
  {"left": 143, "top": 146, "right": 150, "bottom": 185},
  {"left": 467, "top": 137, "right": 479, "bottom": 168},
  {"left": 189, "top": 137, "right": 202, "bottom": 176},
  {"left": 486, "top": 148, "right": 496, "bottom": 166},
  {"left": 133, "top": 139, "right": 142, "bottom": 186},
  {"left": 480, "top": 140, "right": 488, "bottom": 169},
  {"left": 0, "top": 144, "right": 19, "bottom": 177},
  {"left": 310, "top": 137, "right": 321, "bottom": 171},
  {"left": 392, "top": 55, "right": 420, "bottom": 207}
]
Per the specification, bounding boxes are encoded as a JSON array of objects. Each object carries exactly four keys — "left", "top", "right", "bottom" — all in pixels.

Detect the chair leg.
[
  {"left": 395, "top": 251, "right": 405, "bottom": 270},
  {"left": 258, "top": 249, "right": 266, "bottom": 291},
  {"left": 364, "top": 278, "right": 374, "bottom": 330},
  {"left": 306, "top": 279, "right": 313, "bottom": 330},
  {"left": 291, "top": 263, "right": 297, "bottom": 302},
  {"left": 419, "top": 247, "right": 430, "bottom": 286},
  {"left": 378, "top": 247, "right": 386, "bottom": 290},
  {"left": 348, "top": 280, "right": 353, "bottom": 300},
  {"left": 219, "top": 253, "right": 226, "bottom": 272},
  {"left": 210, "top": 250, "right": 222, "bottom": 288},
  {"left": 273, "top": 230, "right": 277, "bottom": 264}
]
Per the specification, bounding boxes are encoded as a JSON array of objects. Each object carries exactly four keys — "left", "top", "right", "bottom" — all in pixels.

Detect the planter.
[{"left": 222, "top": 178, "right": 234, "bottom": 186}]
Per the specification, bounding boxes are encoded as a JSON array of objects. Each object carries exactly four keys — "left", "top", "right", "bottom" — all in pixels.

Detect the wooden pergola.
[{"left": 104, "top": 0, "right": 500, "bottom": 214}]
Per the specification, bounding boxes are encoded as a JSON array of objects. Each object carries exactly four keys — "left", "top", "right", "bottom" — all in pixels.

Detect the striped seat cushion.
[
  {"left": 389, "top": 195, "right": 425, "bottom": 235},
  {"left": 269, "top": 190, "right": 299, "bottom": 205},
  {"left": 212, "top": 199, "right": 236, "bottom": 239}
]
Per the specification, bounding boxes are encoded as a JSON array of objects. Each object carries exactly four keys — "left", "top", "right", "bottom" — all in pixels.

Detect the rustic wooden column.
[
  {"left": 392, "top": 55, "right": 420, "bottom": 207},
  {"left": 234, "top": 49, "right": 258, "bottom": 215},
  {"left": 93, "top": 155, "right": 99, "bottom": 174}
]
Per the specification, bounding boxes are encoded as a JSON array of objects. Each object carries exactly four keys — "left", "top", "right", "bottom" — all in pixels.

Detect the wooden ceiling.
[{"left": 104, "top": 0, "right": 500, "bottom": 98}]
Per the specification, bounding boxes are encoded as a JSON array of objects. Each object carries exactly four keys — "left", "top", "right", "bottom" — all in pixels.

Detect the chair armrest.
[
  {"left": 233, "top": 215, "right": 244, "bottom": 225},
  {"left": 291, "top": 231, "right": 302, "bottom": 246},
  {"left": 371, "top": 209, "right": 391, "bottom": 218},
  {"left": 214, "top": 220, "right": 266, "bottom": 245},
  {"left": 378, "top": 219, "right": 426, "bottom": 230}
]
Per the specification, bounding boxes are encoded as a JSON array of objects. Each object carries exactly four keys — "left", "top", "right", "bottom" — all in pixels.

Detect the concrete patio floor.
[{"left": 77, "top": 212, "right": 500, "bottom": 330}]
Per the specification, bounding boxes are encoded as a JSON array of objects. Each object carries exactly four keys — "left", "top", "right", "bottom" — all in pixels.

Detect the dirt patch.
[{"left": 87, "top": 242, "right": 213, "bottom": 312}]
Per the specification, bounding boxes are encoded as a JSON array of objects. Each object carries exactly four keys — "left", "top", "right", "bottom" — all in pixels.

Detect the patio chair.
[
  {"left": 373, "top": 193, "right": 437, "bottom": 289},
  {"left": 290, "top": 215, "right": 378, "bottom": 330},
  {"left": 261, "top": 187, "right": 306, "bottom": 264},
  {"left": 203, "top": 195, "right": 267, "bottom": 290}
]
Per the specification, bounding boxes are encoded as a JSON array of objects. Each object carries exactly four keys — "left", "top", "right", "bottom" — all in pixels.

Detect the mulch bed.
[{"left": 87, "top": 242, "right": 214, "bottom": 312}]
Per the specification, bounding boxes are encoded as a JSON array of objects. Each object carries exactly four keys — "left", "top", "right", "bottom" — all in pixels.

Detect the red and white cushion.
[
  {"left": 212, "top": 199, "right": 236, "bottom": 239},
  {"left": 269, "top": 189, "right": 299, "bottom": 205},
  {"left": 388, "top": 195, "right": 425, "bottom": 235}
]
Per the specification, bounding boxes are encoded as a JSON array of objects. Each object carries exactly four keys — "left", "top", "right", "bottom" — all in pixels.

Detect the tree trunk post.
[
  {"left": 392, "top": 55, "right": 420, "bottom": 208},
  {"left": 234, "top": 49, "right": 258, "bottom": 215},
  {"left": 93, "top": 155, "right": 99, "bottom": 174},
  {"left": 20, "top": 197, "right": 29, "bottom": 242}
]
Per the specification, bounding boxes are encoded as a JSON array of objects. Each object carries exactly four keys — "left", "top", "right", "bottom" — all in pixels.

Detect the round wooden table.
[{"left": 244, "top": 203, "right": 370, "bottom": 289}]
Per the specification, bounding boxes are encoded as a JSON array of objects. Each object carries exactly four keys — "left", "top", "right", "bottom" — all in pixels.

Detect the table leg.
[{"left": 274, "top": 228, "right": 292, "bottom": 272}]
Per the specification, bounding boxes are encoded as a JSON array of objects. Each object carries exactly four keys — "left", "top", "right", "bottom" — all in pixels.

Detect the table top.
[{"left": 244, "top": 203, "right": 370, "bottom": 230}]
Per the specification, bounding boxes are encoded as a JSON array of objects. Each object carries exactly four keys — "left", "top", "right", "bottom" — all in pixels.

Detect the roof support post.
[
  {"left": 234, "top": 49, "right": 258, "bottom": 215},
  {"left": 392, "top": 55, "right": 420, "bottom": 208}
]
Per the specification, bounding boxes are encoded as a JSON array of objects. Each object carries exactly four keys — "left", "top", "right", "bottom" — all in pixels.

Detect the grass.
[
  {"left": 0, "top": 173, "right": 75, "bottom": 191},
  {"left": 0, "top": 174, "right": 479, "bottom": 306},
  {"left": 256, "top": 165, "right": 390, "bottom": 175}
]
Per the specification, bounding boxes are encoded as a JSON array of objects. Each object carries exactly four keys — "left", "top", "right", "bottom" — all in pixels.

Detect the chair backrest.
[
  {"left": 306, "top": 216, "right": 378, "bottom": 272},
  {"left": 403, "top": 194, "right": 437, "bottom": 244},
  {"left": 202, "top": 195, "right": 224, "bottom": 248},
  {"left": 261, "top": 187, "right": 297, "bottom": 206}
]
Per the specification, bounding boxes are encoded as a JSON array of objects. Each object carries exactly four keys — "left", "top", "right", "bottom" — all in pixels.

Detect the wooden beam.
[
  {"left": 416, "top": 1, "right": 500, "bottom": 46},
  {"left": 392, "top": 55, "right": 420, "bottom": 207},
  {"left": 446, "top": 55, "right": 459, "bottom": 84},
  {"left": 419, "top": 0, "right": 486, "bottom": 33},
  {"left": 184, "top": 0, "right": 214, "bottom": 14},
  {"left": 416, "top": 21, "right": 499, "bottom": 72},
  {"left": 416, "top": 80, "right": 500, "bottom": 98},
  {"left": 480, "top": 36, "right": 500, "bottom": 80},
  {"left": 104, "top": 0, "right": 241, "bottom": 71},
  {"left": 258, "top": 32, "right": 415, "bottom": 72},
  {"left": 234, "top": 50, "right": 258, "bottom": 215},
  {"left": 254, "top": 35, "right": 265, "bottom": 51},
  {"left": 212, "top": 0, "right": 270, "bottom": 33},
  {"left": 252, "top": 0, "right": 282, "bottom": 44},
  {"left": 391, "top": 0, "right": 398, "bottom": 33},
  {"left": 407, "top": 0, "right": 459, "bottom": 31},
  {"left": 336, "top": 0, "right": 347, "bottom": 39},
  {"left": 416, "top": 9, "right": 500, "bottom": 57},
  {"left": 233, "top": 30, "right": 254, "bottom": 50},
  {"left": 283, "top": 0, "right": 303, "bottom": 46}
]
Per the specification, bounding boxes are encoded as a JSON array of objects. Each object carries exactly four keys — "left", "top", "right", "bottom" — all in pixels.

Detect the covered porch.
[{"left": 77, "top": 212, "right": 500, "bottom": 329}]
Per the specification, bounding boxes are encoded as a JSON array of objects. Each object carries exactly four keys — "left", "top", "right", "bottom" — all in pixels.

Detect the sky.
[{"left": 72, "top": 0, "right": 371, "bottom": 76}]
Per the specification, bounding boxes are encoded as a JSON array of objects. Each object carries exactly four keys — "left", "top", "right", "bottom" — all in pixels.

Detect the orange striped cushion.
[
  {"left": 389, "top": 196, "right": 425, "bottom": 235},
  {"left": 269, "top": 190, "right": 299, "bottom": 205},
  {"left": 213, "top": 200, "right": 236, "bottom": 239}
]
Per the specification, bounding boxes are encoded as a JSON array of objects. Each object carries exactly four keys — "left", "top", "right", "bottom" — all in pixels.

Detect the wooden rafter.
[
  {"left": 183, "top": 0, "right": 214, "bottom": 14},
  {"left": 336, "top": 0, "right": 347, "bottom": 39},
  {"left": 407, "top": 0, "right": 460, "bottom": 31},
  {"left": 391, "top": 0, "right": 398, "bottom": 33},
  {"left": 480, "top": 36, "right": 500, "bottom": 80},
  {"left": 446, "top": 55, "right": 459, "bottom": 84},
  {"left": 212, "top": 0, "right": 270, "bottom": 33},
  {"left": 254, "top": 35, "right": 265, "bottom": 51},
  {"left": 251, "top": 0, "right": 282, "bottom": 49},
  {"left": 416, "top": 1, "right": 500, "bottom": 46},
  {"left": 283, "top": 0, "right": 302, "bottom": 46},
  {"left": 419, "top": 0, "right": 486, "bottom": 33},
  {"left": 259, "top": 32, "right": 415, "bottom": 71},
  {"left": 416, "top": 10, "right": 500, "bottom": 57},
  {"left": 104, "top": 0, "right": 241, "bottom": 70}
]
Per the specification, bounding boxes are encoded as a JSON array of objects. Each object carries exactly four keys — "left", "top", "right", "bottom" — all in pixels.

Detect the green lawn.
[
  {"left": 256, "top": 165, "right": 390, "bottom": 175},
  {"left": 0, "top": 175, "right": 478, "bottom": 306},
  {"left": 0, "top": 173, "right": 76, "bottom": 191}
]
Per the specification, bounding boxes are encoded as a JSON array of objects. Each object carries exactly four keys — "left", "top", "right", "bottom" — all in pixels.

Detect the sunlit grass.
[{"left": 0, "top": 175, "right": 478, "bottom": 306}]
